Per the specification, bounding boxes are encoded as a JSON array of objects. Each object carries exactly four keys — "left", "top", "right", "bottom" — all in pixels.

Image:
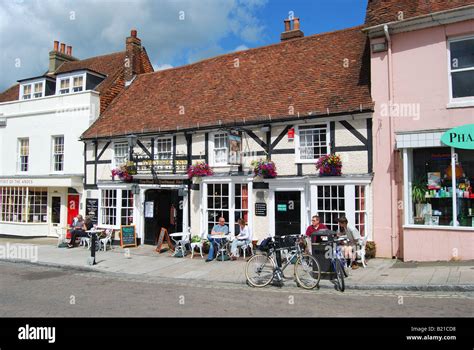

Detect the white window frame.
[
  {"left": 113, "top": 142, "right": 129, "bottom": 168},
  {"left": 51, "top": 135, "right": 64, "bottom": 173},
  {"left": 447, "top": 35, "right": 474, "bottom": 108},
  {"left": 72, "top": 76, "right": 84, "bottom": 92},
  {"left": 210, "top": 132, "right": 229, "bottom": 166},
  {"left": 295, "top": 123, "right": 330, "bottom": 163},
  {"left": 0, "top": 187, "right": 48, "bottom": 224},
  {"left": 17, "top": 138, "right": 29, "bottom": 173},
  {"left": 55, "top": 72, "right": 86, "bottom": 95},
  {"left": 100, "top": 189, "right": 117, "bottom": 227},
  {"left": 20, "top": 79, "right": 46, "bottom": 100},
  {"left": 155, "top": 137, "right": 173, "bottom": 160},
  {"left": 99, "top": 188, "right": 135, "bottom": 228}
]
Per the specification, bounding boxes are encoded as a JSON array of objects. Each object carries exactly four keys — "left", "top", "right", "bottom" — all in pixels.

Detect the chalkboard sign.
[
  {"left": 120, "top": 225, "right": 137, "bottom": 248},
  {"left": 155, "top": 227, "right": 173, "bottom": 253},
  {"left": 255, "top": 203, "right": 267, "bottom": 217},
  {"left": 86, "top": 198, "right": 99, "bottom": 224}
]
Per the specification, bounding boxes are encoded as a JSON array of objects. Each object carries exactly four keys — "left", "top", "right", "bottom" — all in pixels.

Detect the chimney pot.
[
  {"left": 60, "top": 43, "right": 66, "bottom": 53},
  {"left": 131, "top": 29, "right": 137, "bottom": 38},
  {"left": 66, "top": 46, "right": 72, "bottom": 56},
  {"left": 284, "top": 19, "right": 291, "bottom": 32},
  {"left": 54, "top": 41, "right": 59, "bottom": 51},
  {"left": 293, "top": 17, "right": 300, "bottom": 30}
]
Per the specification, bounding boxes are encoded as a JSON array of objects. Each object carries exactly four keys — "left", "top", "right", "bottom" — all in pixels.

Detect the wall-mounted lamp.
[
  {"left": 127, "top": 134, "right": 138, "bottom": 148},
  {"left": 131, "top": 183, "right": 140, "bottom": 195}
]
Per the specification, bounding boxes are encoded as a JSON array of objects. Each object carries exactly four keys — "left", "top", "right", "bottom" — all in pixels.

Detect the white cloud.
[
  {"left": 154, "top": 63, "right": 174, "bottom": 71},
  {"left": 234, "top": 45, "right": 249, "bottom": 52},
  {"left": 0, "top": 0, "right": 267, "bottom": 91}
]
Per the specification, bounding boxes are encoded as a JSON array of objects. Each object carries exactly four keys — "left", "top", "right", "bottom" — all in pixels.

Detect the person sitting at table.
[
  {"left": 337, "top": 216, "right": 361, "bottom": 269},
  {"left": 304, "top": 215, "right": 328, "bottom": 253},
  {"left": 206, "top": 217, "right": 229, "bottom": 262},
  {"left": 68, "top": 214, "right": 87, "bottom": 248},
  {"left": 229, "top": 218, "right": 251, "bottom": 260}
]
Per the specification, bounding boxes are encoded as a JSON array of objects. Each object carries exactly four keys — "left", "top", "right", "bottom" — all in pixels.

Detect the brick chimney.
[
  {"left": 48, "top": 41, "right": 77, "bottom": 73},
  {"left": 124, "top": 29, "right": 142, "bottom": 86},
  {"left": 280, "top": 17, "right": 304, "bottom": 41}
]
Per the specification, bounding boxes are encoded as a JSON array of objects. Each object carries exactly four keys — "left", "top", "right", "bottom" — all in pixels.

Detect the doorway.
[
  {"left": 144, "top": 189, "right": 183, "bottom": 245},
  {"left": 274, "top": 191, "right": 301, "bottom": 236}
]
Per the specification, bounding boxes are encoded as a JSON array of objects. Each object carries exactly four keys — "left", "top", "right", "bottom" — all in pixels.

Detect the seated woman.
[
  {"left": 230, "top": 218, "right": 251, "bottom": 260},
  {"left": 337, "top": 216, "right": 361, "bottom": 269},
  {"left": 68, "top": 215, "right": 90, "bottom": 248}
]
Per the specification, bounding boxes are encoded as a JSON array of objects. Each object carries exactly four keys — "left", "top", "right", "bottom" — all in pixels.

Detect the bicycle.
[
  {"left": 245, "top": 234, "right": 321, "bottom": 290},
  {"left": 323, "top": 236, "right": 350, "bottom": 292}
]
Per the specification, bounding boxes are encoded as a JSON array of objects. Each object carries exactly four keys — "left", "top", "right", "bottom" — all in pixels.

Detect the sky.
[{"left": 0, "top": 0, "right": 368, "bottom": 91}]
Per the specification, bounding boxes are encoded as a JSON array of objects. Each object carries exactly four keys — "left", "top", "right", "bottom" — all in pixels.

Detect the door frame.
[
  {"left": 268, "top": 180, "right": 307, "bottom": 237},
  {"left": 48, "top": 188, "right": 66, "bottom": 236}
]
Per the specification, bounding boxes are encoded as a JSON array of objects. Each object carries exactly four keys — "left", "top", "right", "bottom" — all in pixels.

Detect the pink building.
[{"left": 365, "top": 0, "right": 474, "bottom": 261}]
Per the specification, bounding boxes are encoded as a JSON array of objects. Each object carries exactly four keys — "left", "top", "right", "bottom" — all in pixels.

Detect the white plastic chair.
[
  {"left": 190, "top": 231, "right": 207, "bottom": 259},
  {"left": 100, "top": 229, "right": 113, "bottom": 251},
  {"left": 352, "top": 235, "right": 368, "bottom": 268},
  {"left": 173, "top": 229, "right": 191, "bottom": 257},
  {"left": 239, "top": 229, "right": 254, "bottom": 258}
]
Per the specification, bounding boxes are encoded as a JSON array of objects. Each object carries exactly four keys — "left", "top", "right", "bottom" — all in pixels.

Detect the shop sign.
[
  {"left": 441, "top": 124, "right": 474, "bottom": 150},
  {"left": 277, "top": 204, "right": 287, "bottom": 212},
  {"left": 85, "top": 198, "right": 98, "bottom": 224},
  {"left": 68, "top": 195, "right": 80, "bottom": 226},
  {"left": 228, "top": 130, "right": 242, "bottom": 165}
]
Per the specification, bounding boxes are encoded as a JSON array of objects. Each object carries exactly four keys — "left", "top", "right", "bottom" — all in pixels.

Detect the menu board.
[
  {"left": 120, "top": 225, "right": 137, "bottom": 248},
  {"left": 86, "top": 198, "right": 99, "bottom": 224},
  {"left": 255, "top": 203, "right": 267, "bottom": 217}
]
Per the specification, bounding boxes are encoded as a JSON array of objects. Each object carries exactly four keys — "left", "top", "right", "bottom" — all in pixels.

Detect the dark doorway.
[
  {"left": 144, "top": 189, "right": 183, "bottom": 245},
  {"left": 51, "top": 197, "right": 61, "bottom": 224},
  {"left": 275, "top": 191, "right": 301, "bottom": 236}
]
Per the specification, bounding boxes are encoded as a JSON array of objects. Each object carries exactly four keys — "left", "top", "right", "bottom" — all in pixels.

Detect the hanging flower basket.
[
  {"left": 251, "top": 159, "right": 277, "bottom": 179},
  {"left": 187, "top": 162, "right": 213, "bottom": 180},
  {"left": 111, "top": 166, "right": 134, "bottom": 182},
  {"left": 316, "top": 154, "right": 342, "bottom": 176}
]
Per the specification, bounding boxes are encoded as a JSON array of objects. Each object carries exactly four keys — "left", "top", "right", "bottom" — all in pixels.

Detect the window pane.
[
  {"left": 455, "top": 149, "right": 474, "bottom": 227},
  {"left": 452, "top": 70, "right": 474, "bottom": 98},
  {"left": 450, "top": 38, "right": 474, "bottom": 70}
]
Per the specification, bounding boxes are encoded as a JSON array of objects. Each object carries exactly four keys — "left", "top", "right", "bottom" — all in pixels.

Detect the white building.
[{"left": 0, "top": 30, "right": 153, "bottom": 237}]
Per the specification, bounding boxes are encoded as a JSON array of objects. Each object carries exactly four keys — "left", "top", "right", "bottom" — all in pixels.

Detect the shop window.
[
  {"left": 355, "top": 185, "right": 367, "bottom": 236},
  {"left": 317, "top": 185, "right": 345, "bottom": 232},
  {"left": 410, "top": 147, "right": 473, "bottom": 227},
  {"left": 234, "top": 184, "right": 248, "bottom": 234},
  {"left": 101, "top": 190, "right": 117, "bottom": 226},
  {"left": 121, "top": 190, "right": 134, "bottom": 225},
  {"left": 0, "top": 187, "right": 47, "bottom": 223},
  {"left": 207, "top": 183, "right": 229, "bottom": 232},
  {"left": 449, "top": 36, "right": 474, "bottom": 100}
]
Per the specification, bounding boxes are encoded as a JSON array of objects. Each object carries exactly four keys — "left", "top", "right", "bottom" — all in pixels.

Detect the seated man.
[
  {"left": 337, "top": 216, "right": 361, "bottom": 269},
  {"left": 304, "top": 215, "right": 328, "bottom": 254},
  {"left": 206, "top": 217, "right": 229, "bottom": 262},
  {"left": 68, "top": 215, "right": 87, "bottom": 248}
]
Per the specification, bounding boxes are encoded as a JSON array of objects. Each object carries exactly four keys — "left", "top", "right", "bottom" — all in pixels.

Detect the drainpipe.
[{"left": 384, "top": 24, "right": 397, "bottom": 259}]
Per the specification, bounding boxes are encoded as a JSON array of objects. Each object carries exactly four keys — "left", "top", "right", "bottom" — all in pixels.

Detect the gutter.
[{"left": 363, "top": 5, "right": 474, "bottom": 38}]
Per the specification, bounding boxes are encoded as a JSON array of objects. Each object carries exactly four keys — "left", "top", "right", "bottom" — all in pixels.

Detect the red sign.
[
  {"left": 288, "top": 128, "right": 295, "bottom": 140},
  {"left": 67, "top": 195, "right": 79, "bottom": 226}
]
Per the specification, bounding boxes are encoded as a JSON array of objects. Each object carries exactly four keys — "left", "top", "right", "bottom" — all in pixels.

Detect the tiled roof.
[
  {"left": 365, "top": 0, "right": 474, "bottom": 27},
  {"left": 82, "top": 25, "right": 373, "bottom": 139},
  {"left": 0, "top": 84, "right": 20, "bottom": 103},
  {"left": 54, "top": 52, "right": 126, "bottom": 93}
]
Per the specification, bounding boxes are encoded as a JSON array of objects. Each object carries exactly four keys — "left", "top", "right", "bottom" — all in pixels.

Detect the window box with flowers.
[
  {"left": 187, "top": 162, "right": 213, "bottom": 189},
  {"left": 316, "top": 154, "right": 342, "bottom": 176}
]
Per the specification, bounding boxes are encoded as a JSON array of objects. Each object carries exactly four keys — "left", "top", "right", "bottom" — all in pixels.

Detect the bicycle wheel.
[
  {"left": 294, "top": 254, "right": 321, "bottom": 290},
  {"left": 335, "top": 259, "right": 345, "bottom": 292},
  {"left": 245, "top": 254, "right": 275, "bottom": 288}
]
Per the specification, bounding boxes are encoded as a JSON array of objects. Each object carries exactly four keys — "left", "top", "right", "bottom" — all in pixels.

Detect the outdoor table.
[
  {"left": 209, "top": 234, "right": 232, "bottom": 261},
  {"left": 169, "top": 232, "right": 186, "bottom": 256}
]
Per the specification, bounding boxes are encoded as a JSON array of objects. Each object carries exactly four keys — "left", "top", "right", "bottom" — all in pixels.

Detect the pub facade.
[{"left": 81, "top": 20, "right": 375, "bottom": 245}]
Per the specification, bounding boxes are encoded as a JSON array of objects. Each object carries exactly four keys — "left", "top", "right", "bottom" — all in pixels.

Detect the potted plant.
[
  {"left": 251, "top": 159, "right": 277, "bottom": 179},
  {"left": 316, "top": 154, "right": 342, "bottom": 176},
  {"left": 412, "top": 178, "right": 430, "bottom": 224},
  {"left": 187, "top": 162, "right": 213, "bottom": 189}
]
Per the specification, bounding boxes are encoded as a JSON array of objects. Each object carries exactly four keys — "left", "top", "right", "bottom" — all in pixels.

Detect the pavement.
[{"left": 1, "top": 237, "right": 474, "bottom": 291}]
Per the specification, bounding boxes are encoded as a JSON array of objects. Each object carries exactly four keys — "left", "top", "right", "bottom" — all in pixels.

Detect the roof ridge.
[{"left": 136, "top": 24, "right": 365, "bottom": 79}]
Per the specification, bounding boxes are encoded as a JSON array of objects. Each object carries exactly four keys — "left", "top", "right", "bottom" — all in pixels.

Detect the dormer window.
[
  {"left": 73, "top": 76, "right": 83, "bottom": 92},
  {"left": 59, "top": 78, "right": 70, "bottom": 94},
  {"left": 22, "top": 85, "right": 31, "bottom": 100},
  {"left": 33, "top": 82, "right": 43, "bottom": 98}
]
